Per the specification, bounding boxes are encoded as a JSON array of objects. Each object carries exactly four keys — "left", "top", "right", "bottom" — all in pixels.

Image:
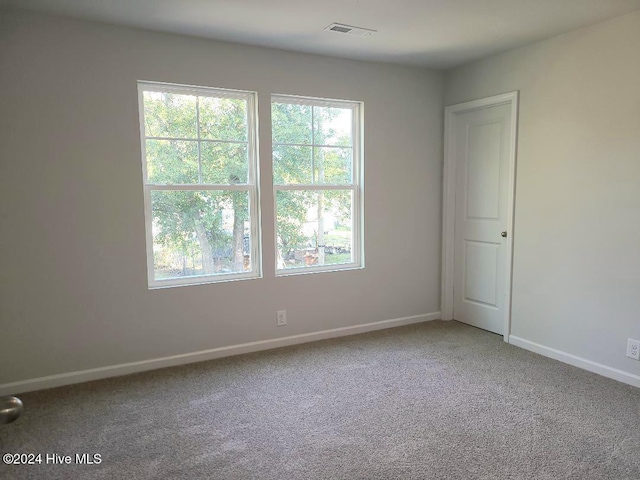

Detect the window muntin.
[
  {"left": 272, "top": 95, "right": 363, "bottom": 274},
  {"left": 139, "top": 82, "right": 260, "bottom": 288}
]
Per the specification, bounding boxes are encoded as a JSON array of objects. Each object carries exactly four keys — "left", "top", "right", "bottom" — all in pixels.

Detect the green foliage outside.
[
  {"left": 272, "top": 101, "right": 354, "bottom": 268},
  {"left": 144, "top": 91, "right": 249, "bottom": 278},
  {"left": 143, "top": 91, "right": 356, "bottom": 279}
]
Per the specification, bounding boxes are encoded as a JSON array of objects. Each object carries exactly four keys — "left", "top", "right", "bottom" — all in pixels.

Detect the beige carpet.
[{"left": 1, "top": 320, "right": 639, "bottom": 479}]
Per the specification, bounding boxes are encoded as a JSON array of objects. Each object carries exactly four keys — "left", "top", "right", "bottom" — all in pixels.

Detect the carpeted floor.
[{"left": 1, "top": 320, "right": 639, "bottom": 479}]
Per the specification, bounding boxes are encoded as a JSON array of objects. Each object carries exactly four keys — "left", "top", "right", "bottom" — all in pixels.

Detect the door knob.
[{"left": 501, "top": 231, "right": 507, "bottom": 238}]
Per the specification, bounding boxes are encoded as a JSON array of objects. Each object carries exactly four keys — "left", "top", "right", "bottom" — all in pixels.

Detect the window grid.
[
  {"left": 195, "top": 96, "right": 202, "bottom": 183},
  {"left": 138, "top": 81, "right": 261, "bottom": 288},
  {"left": 271, "top": 95, "right": 363, "bottom": 275},
  {"left": 311, "top": 106, "right": 315, "bottom": 184}
]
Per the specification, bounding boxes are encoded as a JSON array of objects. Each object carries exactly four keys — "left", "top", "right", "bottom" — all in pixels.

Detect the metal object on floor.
[{"left": 0, "top": 396, "right": 23, "bottom": 424}]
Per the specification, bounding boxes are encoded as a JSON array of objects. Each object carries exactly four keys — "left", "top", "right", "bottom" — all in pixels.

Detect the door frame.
[{"left": 441, "top": 91, "right": 519, "bottom": 341}]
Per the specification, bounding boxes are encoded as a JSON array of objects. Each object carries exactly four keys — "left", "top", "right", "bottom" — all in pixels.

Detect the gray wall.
[
  {"left": 445, "top": 11, "right": 640, "bottom": 377},
  {"left": 0, "top": 9, "right": 444, "bottom": 384}
]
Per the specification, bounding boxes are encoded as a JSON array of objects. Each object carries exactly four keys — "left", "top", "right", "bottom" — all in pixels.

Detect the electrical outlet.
[
  {"left": 276, "top": 310, "right": 287, "bottom": 326},
  {"left": 627, "top": 338, "right": 640, "bottom": 360}
]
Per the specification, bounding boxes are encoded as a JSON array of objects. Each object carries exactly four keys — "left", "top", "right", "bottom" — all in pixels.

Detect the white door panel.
[
  {"left": 453, "top": 103, "right": 512, "bottom": 334},
  {"left": 464, "top": 240, "right": 499, "bottom": 307},
  {"left": 466, "top": 122, "right": 502, "bottom": 220}
]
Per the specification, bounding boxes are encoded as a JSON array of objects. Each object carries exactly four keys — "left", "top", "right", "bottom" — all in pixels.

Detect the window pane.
[
  {"left": 201, "top": 142, "right": 248, "bottom": 184},
  {"left": 314, "top": 147, "right": 352, "bottom": 184},
  {"left": 151, "top": 190, "right": 252, "bottom": 279},
  {"left": 143, "top": 91, "right": 197, "bottom": 138},
  {"left": 273, "top": 145, "right": 313, "bottom": 184},
  {"left": 276, "top": 190, "right": 353, "bottom": 270},
  {"left": 313, "top": 106, "right": 352, "bottom": 146},
  {"left": 199, "top": 97, "right": 247, "bottom": 141},
  {"left": 146, "top": 139, "right": 199, "bottom": 184},
  {"left": 272, "top": 102, "right": 312, "bottom": 145}
]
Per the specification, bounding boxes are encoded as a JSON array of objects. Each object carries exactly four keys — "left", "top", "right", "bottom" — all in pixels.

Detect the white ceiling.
[{"left": 4, "top": 0, "right": 640, "bottom": 69}]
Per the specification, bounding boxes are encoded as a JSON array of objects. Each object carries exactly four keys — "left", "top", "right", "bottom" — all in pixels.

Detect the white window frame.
[
  {"left": 138, "top": 81, "right": 261, "bottom": 288},
  {"left": 272, "top": 94, "right": 364, "bottom": 276}
]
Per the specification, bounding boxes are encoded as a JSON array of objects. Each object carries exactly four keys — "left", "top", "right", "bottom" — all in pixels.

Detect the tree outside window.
[
  {"left": 272, "top": 96, "right": 363, "bottom": 274},
  {"left": 139, "top": 83, "right": 260, "bottom": 288}
]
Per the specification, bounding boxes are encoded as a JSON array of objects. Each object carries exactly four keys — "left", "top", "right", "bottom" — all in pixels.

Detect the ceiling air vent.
[{"left": 324, "top": 23, "right": 376, "bottom": 37}]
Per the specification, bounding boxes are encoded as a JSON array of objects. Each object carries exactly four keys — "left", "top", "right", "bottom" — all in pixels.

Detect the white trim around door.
[{"left": 441, "top": 91, "right": 519, "bottom": 342}]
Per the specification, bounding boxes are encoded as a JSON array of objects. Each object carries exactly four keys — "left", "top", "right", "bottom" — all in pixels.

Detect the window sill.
[
  {"left": 275, "top": 263, "right": 363, "bottom": 278},
  {"left": 148, "top": 271, "right": 261, "bottom": 290}
]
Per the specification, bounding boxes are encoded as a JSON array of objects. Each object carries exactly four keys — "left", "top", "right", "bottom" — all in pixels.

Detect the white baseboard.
[
  {"left": 509, "top": 335, "right": 640, "bottom": 388},
  {"left": 0, "top": 312, "right": 441, "bottom": 396}
]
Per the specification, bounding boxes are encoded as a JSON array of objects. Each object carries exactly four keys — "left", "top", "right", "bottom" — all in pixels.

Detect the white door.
[{"left": 452, "top": 102, "right": 513, "bottom": 334}]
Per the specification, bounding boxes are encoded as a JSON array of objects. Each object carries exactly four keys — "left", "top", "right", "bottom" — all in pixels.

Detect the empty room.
[{"left": 1, "top": 1, "right": 639, "bottom": 478}]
